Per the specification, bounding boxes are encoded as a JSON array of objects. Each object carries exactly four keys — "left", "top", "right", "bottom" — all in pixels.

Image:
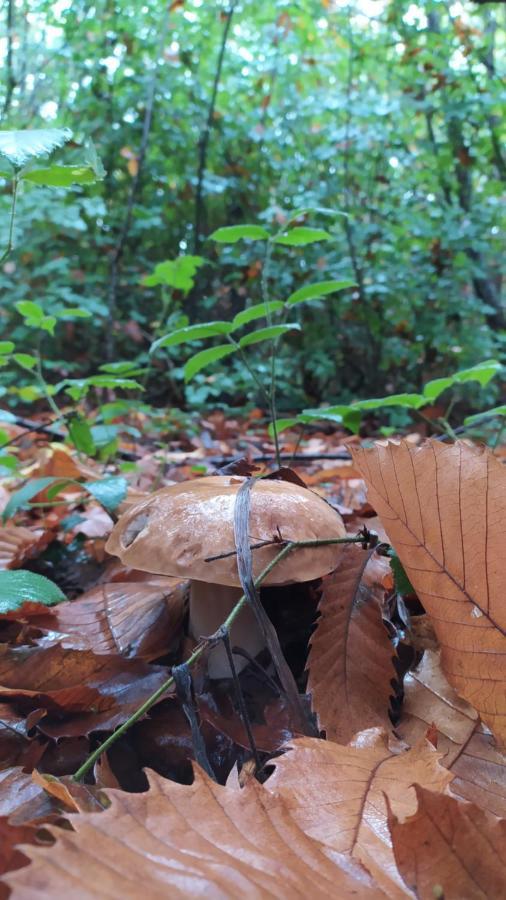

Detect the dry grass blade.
[
  {"left": 5, "top": 768, "right": 383, "bottom": 899},
  {"left": 352, "top": 440, "right": 506, "bottom": 746},
  {"left": 398, "top": 649, "right": 506, "bottom": 817},
  {"left": 306, "top": 546, "right": 396, "bottom": 742},
  {"left": 389, "top": 785, "right": 506, "bottom": 899},
  {"left": 267, "top": 730, "right": 453, "bottom": 897}
]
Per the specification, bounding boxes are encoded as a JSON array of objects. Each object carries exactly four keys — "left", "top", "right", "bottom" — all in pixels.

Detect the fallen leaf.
[
  {"left": 0, "top": 704, "right": 47, "bottom": 770},
  {"left": 306, "top": 546, "right": 396, "bottom": 742},
  {"left": 397, "top": 649, "right": 506, "bottom": 816},
  {"left": 32, "top": 576, "right": 187, "bottom": 660},
  {"left": 0, "top": 644, "right": 170, "bottom": 737},
  {"left": 353, "top": 440, "right": 506, "bottom": 746},
  {"left": 267, "top": 730, "right": 453, "bottom": 897},
  {"left": 0, "top": 527, "right": 53, "bottom": 570},
  {"left": 0, "top": 818, "right": 42, "bottom": 898},
  {"left": 390, "top": 786, "right": 506, "bottom": 899},
  {"left": 5, "top": 767, "right": 382, "bottom": 899}
]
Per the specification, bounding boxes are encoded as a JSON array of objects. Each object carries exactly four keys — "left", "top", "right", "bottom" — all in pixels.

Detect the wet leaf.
[
  {"left": 353, "top": 440, "right": 506, "bottom": 746},
  {"left": 5, "top": 767, "right": 381, "bottom": 898},
  {"left": 390, "top": 786, "right": 506, "bottom": 899},
  {"left": 268, "top": 730, "right": 453, "bottom": 896},
  {"left": 307, "top": 547, "right": 396, "bottom": 742}
]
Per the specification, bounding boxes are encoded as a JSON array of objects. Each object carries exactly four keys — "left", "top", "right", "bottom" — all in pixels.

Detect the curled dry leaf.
[
  {"left": 306, "top": 546, "right": 396, "bottom": 742},
  {"left": 390, "top": 786, "right": 506, "bottom": 900},
  {"left": 0, "top": 704, "right": 47, "bottom": 770},
  {"left": 352, "top": 440, "right": 506, "bottom": 746},
  {"left": 5, "top": 767, "right": 382, "bottom": 900},
  {"left": 0, "top": 644, "right": 170, "bottom": 737},
  {"left": 267, "top": 730, "right": 453, "bottom": 898},
  {"left": 33, "top": 576, "right": 187, "bottom": 660},
  {"left": 0, "top": 527, "right": 53, "bottom": 570},
  {"left": 398, "top": 649, "right": 506, "bottom": 817}
]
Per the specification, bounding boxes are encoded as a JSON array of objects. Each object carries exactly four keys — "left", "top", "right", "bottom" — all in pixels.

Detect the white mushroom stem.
[{"left": 188, "top": 580, "right": 266, "bottom": 679}]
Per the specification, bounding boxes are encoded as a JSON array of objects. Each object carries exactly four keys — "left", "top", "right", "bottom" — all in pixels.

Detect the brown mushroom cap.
[{"left": 105, "top": 475, "right": 346, "bottom": 587}]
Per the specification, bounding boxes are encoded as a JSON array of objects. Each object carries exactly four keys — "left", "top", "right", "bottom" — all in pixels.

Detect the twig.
[
  {"left": 205, "top": 534, "right": 364, "bottom": 563},
  {"left": 194, "top": 1, "right": 237, "bottom": 252},
  {"left": 72, "top": 533, "right": 368, "bottom": 781}
]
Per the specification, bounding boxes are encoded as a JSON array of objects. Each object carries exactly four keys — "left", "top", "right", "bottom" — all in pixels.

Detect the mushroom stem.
[{"left": 189, "top": 580, "right": 266, "bottom": 678}]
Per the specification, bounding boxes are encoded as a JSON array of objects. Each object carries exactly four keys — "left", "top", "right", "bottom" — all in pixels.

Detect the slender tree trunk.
[{"left": 193, "top": 2, "right": 237, "bottom": 253}]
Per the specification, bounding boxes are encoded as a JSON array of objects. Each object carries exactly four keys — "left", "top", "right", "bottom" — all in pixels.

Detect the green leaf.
[
  {"left": 0, "top": 454, "right": 18, "bottom": 471},
  {"left": 0, "top": 409, "right": 16, "bottom": 422},
  {"left": 464, "top": 406, "right": 506, "bottom": 426},
  {"left": 184, "top": 344, "right": 237, "bottom": 381},
  {"left": 423, "top": 359, "right": 502, "bottom": 403},
  {"left": 99, "top": 362, "right": 142, "bottom": 375},
  {"left": 239, "top": 323, "right": 301, "bottom": 348},
  {"left": 388, "top": 549, "right": 415, "bottom": 597},
  {"left": 0, "top": 342, "right": 14, "bottom": 354},
  {"left": 286, "top": 280, "right": 357, "bottom": 306},
  {"left": 82, "top": 376, "right": 141, "bottom": 390},
  {"left": 151, "top": 321, "right": 233, "bottom": 352},
  {"left": 301, "top": 404, "right": 361, "bottom": 434},
  {"left": 453, "top": 359, "right": 501, "bottom": 387},
  {"left": 56, "top": 307, "right": 93, "bottom": 319},
  {"left": 272, "top": 227, "right": 331, "bottom": 246},
  {"left": 2, "top": 476, "right": 62, "bottom": 521},
  {"left": 142, "top": 256, "right": 206, "bottom": 293},
  {"left": 90, "top": 424, "right": 120, "bottom": 448},
  {"left": 352, "top": 393, "right": 426, "bottom": 411},
  {"left": 209, "top": 225, "right": 270, "bottom": 243},
  {"left": 268, "top": 418, "right": 300, "bottom": 438},
  {"left": 84, "top": 476, "right": 127, "bottom": 512},
  {"left": 13, "top": 353, "right": 38, "bottom": 370},
  {"left": 284, "top": 206, "right": 348, "bottom": 225},
  {"left": 232, "top": 301, "right": 284, "bottom": 329},
  {"left": 68, "top": 416, "right": 96, "bottom": 456},
  {"left": 16, "top": 300, "right": 44, "bottom": 321},
  {"left": 423, "top": 377, "right": 453, "bottom": 402},
  {"left": 0, "top": 128, "right": 72, "bottom": 168},
  {"left": 0, "top": 570, "right": 66, "bottom": 614},
  {"left": 22, "top": 165, "right": 97, "bottom": 187}
]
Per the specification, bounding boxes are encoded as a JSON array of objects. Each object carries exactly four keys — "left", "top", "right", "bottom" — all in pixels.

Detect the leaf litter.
[{"left": 0, "top": 416, "right": 504, "bottom": 897}]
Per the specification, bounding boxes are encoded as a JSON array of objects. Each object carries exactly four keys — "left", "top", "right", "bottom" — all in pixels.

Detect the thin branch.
[
  {"left": 194, "top": 1, "right": 237, "bottom": 252},
  {"left": 72, "top": 534, "right": 369, "bottom": 782},
  {"left": 2, "top": 0, "right": 16, "bottom": 118}
]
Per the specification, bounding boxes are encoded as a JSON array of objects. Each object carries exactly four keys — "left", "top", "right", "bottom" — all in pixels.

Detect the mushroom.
[{"left": 105, "top": 475, "right": 346, "bottom": 677}]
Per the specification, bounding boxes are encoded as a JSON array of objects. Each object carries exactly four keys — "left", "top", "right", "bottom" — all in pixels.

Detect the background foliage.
[{"left": 0, "top": 0, "right": 504, "bottom": 416}]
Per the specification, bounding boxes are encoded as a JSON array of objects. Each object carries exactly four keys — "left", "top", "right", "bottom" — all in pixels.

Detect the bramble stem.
[{"left": 72, "top": 533, "right": 365, "bottom": 781}]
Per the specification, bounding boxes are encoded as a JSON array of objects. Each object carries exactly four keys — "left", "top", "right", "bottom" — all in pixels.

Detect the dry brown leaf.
[
  {"left": 33, "top": 576, "right": 187, "bottom": 660},
  {"left": 389, "top": 785, "right": 506, "bottom": 899},
  {"left": 0, "top": 644, "right": 170, "bottom": 737},
  {"left": 397, "top": 649, "right": 506, "bottom": 817},
  {"left": 306, "top": 546, "right": 396, "bottom": 742},
  {"left": 0, "top": 818, "right": 42, "bottom": 899},
  {"left": 0, "top": 526, "right": 53, "bottom": 570},
  {"left": 0, "top": 704, "right": 47, "bottom": 770},
  {"left": 6, "top": 767, "right": 383, "bottom": 899},
  {"left": 352, "top": 440, "right": 506, "bottom": 745},
  {"left": 267, "top": 730, "right": 453, "bottom": 897}
]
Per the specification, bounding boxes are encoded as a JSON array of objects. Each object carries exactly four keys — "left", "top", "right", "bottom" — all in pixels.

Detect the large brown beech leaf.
[
  {"left": 267, "top": 730, "right": 453, "bottom": 898},
  {"left": 390, "top": 786, "right": 506, "bottom": 899},
  {"left": 398, "top": 649, "right": 506, "bottom": 817},
  {"left": 0, "top": 818, "right": 42, "bottom": 900},
  {"left": 353, "top": 440, "right": 506, "bottom": 745},
  {"left": 306, "top": 546, "right": 395, "bottom": 742},
  {"left": 0, "top": 644, "right": 170, "bottom": 737},
  {"left": 5, "top": 768, "right": 383, "bottom": 899},
  {"left": 32, "top": 576, "right": 187, "bottom": 660}
]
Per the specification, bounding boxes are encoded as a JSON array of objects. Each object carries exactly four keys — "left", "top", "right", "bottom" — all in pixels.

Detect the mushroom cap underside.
[{"left": 105, "top": 475, "right": 347, "bottom": 587}]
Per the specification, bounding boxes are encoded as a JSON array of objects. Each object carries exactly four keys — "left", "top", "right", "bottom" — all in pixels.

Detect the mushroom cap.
[{"left": 105, "top": 475, "right": 346, "bottom": 587}]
